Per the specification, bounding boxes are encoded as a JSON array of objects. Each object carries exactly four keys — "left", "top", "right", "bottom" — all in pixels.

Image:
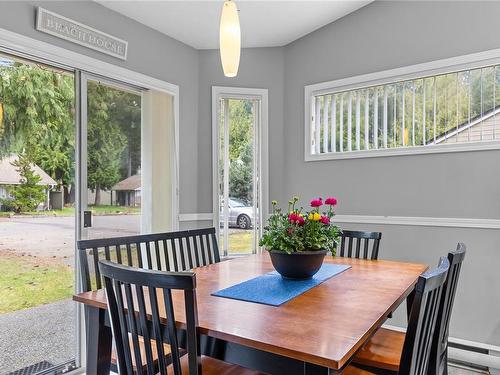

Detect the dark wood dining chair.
[
  {"left": 349, "top": 244, "right": 466, "bottom": 375},
  {"left": 428, "top": 243, "right": 466, "bottom": 375},
  {"left": 77, "top": 228, "right": 220, "bottom": 373},
  {"left": 77, "top": 228, "right": 220, "bottom": 293},
  {"left": 344, "top": 255, "right": 450, "bottom": 375},
  {"left": 337, "top": 230, "right": 382, "bottom": 260},
  {"left": 98, "top": 260, "right": 262, "bottom": 375}
]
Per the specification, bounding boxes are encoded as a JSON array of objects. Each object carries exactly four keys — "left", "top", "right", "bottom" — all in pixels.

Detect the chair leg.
[{"left": 442, "top": 350, "right": 448, "bottom": 375}]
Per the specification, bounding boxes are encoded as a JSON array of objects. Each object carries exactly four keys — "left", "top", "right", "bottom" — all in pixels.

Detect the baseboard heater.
[{"left": 383, "top": 324, "right": 500, "bottom": 372}]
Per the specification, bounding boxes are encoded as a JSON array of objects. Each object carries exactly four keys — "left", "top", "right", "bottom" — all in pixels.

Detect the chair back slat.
[
  {"left": 99, "top": 260, "right": 199, "bottom": 375},
  {"left": 205, "top": 234, "right": 213, "bottom": 265},
  {"left": 125, "top": 243, "right": 133, "bottom": 266},
  {"left": 199, "top": 235, "right": 208, "bottom": 267},
  {"left": 115, "top": 244, "right": 123, "bottom": 264},
  {"left": 104, "top": 245, "right": 111, "bottom": 261},
  {"left": 136, "top": 242, "right": 144, "bottom": 268},
  {"left": 400, "top": 256, "right": 450, "bottom": 375},
  {"left": 77, "top": 228, "right": 220, "bottom": 292},
  {"left": 171, "top": 238, "right": 179, "bottom": 271},
  {"left": 185, "top": 237, "right": 194, "bottom": 270},
  {"left": 148, "top": 286, "right": 168, "bottom": 375},
  {"left": 135, "top": 285, "right": 155, "bottom": 375},
  {"left": 428, "top": 243, "right": 466, "bottom": 375},
  {"left": 211, "top": 232, "right": 221, "bottom": 263},
  {"left": 337, "top": 230, "right": 382, "bottom": 260},
  {"left": 123, "top": 282, "right": 143, "bottom": 371},
  {"left": 91, "top": 247, "right": 102, "bottom": 290}
]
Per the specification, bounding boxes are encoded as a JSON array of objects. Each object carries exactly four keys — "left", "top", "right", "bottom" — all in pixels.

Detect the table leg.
[
  {"left": 304, "top": 363, "right": 331, "bottom": 374},
  {"left": 406, "top": 289, "right": 416, "bottom": 320},
  {"left": 85, "top": 306, "right": 112, "bottom": 375}
]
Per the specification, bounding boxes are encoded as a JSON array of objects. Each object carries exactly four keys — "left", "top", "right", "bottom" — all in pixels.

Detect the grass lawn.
[
  {"left": 0, "top": 230, "right": 254, "bottom": 314},
  {"left": 0, "top": 252, "right": 74, "bottom": 314},
  {"left": 1, "top": 205, "right": 140, "bottom": 218},
  {"left": 220, "top": 230, "right": 255, "bottom": 254}
]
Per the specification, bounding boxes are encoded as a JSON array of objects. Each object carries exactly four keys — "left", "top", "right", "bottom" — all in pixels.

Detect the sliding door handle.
[{"left": 83, "top": 210, "right": 92, "bottom": 228}]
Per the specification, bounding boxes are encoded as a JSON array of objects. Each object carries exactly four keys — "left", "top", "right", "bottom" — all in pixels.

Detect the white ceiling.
[{"left": 96, "top": 1, "right": 372, "bottom": 50}]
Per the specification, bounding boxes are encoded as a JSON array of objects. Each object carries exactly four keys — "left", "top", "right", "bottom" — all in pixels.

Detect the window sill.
[{"left": 304, "top": 140, "right": 500, "bottom": 161}]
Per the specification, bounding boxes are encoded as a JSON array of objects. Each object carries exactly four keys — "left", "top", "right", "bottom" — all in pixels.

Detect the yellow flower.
[{"left": 308, "top": 212, "right": 321, "bottom": 221}]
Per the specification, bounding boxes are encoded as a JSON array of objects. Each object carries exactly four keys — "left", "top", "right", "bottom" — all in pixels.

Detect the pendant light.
[{"left": 219, "top": 0, "right": 240, "bottom": 78}]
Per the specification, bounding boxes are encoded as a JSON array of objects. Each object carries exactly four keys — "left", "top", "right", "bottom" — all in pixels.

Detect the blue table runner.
[{"left": 211, "top": 263, "right": 351, "bottom": 306}]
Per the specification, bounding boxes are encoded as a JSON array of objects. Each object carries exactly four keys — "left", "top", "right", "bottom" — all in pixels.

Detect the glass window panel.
[
  {"left": 310, "top": 62, "right": 500, "bottom": 155},
  {"left": 0, "top": 53, "right": 78, "bottom": 373},
  {"left": 481, "top": 67, "right": 495, "bottom": 141},
  {"left": 218, "top": 98, "right": 259, "bottom": 255},
  {"left": 86, "top": 80, "right": 142, "bottom": 239}
]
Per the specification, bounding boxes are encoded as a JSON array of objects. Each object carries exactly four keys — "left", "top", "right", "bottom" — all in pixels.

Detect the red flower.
[
  {"left": 310, "top": 198, "right": 323, "bottom": 207},
  {"left": 288, "top": 213, "right": 305, "bottom": 226},
  {"left": 320, "top": 216, "right": 330, "bottom": 225},
  {"left": 325, "top": 197, "right": 337, "bottom": 206}
]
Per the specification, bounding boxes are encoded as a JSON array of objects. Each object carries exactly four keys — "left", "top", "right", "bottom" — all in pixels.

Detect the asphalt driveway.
[
  {"left": 0, "top": 215, "right": 140, "bottom": 257},
  {"left": 0, "top": 300, "right": 75, "bottom": 374}
]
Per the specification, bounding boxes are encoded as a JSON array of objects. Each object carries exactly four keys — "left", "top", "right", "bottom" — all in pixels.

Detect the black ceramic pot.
[{"left": 269, "top": 249, "right": 328, "bottom": 280}]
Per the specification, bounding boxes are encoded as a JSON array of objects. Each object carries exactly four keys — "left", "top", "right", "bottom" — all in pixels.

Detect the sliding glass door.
[
  {"left": 0, "top": 48, "right": 177, "bottom": 374},
  {"left": 214, "top": 91, "right": 265, "bottom": 256},
  {"left": 79, "top": 74, "right": 143, "bottom": 241},
  {"left": 0, "top": 53, "right": 78, "bottom": 374}
]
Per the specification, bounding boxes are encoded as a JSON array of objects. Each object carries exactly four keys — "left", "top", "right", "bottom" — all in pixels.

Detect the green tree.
[
  {"left": 0, "top": 60, "right": 75, "bottom": 202},
  {"left": 87, "top": 82, "right": 127, "bottom": 205},
  {"left": 229, "top": 142, "right": 253, "bottom": 202},
  {"left": 106, "top": 89, "right": 141, "bottom": 178},
  {"left": 9, "top": 153, "right": 47, "bottom": 212},
  {"left": 227, "top": 100, "right": 254, "bottom": 203},
  {"left": 0, "top": 58, "right": 141, "bottom": 208}
]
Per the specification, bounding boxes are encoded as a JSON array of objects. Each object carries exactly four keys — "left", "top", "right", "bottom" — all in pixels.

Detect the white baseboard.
[
  {"left": 383, "top": 324, "right": 500, "bottom": 370},
  {"left": 178, "top": 213, "right": 213, "bottom": 222}
]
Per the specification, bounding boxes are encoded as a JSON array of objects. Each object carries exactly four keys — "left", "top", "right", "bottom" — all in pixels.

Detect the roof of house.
[
  {"left": 0, "top": 154, "right": 57, "bottom": 186},
  {"left": 431, "top": 106, "right": 500, "bottom": 144},
  {"left": 112, "top": 174, "right": 141, "bottom": 191}
]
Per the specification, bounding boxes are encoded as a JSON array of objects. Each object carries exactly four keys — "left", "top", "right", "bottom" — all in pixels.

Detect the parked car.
[{"left": 220, "top": 197, "right": 254, "bottom": 229}]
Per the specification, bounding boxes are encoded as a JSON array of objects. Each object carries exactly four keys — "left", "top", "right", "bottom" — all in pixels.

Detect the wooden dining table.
[{"left": 73, "top": 253, "right": 428, "bottom": 375}]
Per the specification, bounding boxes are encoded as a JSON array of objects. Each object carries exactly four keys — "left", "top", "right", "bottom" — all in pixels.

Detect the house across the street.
[
  {"left": 111, "top": 174, "right": 141, "bottom": 207},
  {"left": 0, "top": 154, "right": 57, "bottom": 210}
]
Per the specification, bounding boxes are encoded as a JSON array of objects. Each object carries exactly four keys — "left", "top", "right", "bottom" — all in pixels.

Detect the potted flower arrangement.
[{"left": 259, "top": 196, "right": 341, "bottom": 279}]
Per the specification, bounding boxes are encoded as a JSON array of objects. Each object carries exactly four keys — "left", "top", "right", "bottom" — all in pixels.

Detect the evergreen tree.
[{"left": 10, "top": 153, "right": 47, "bottom": 212}]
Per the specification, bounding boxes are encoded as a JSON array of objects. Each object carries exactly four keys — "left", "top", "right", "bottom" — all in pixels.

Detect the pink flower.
[
  {"left": 325, "top": 197, "right": 337, "bottom": 206},
  {"left": 320, "top": 216, "right": 330, "bottom": 225},
  {"left": 288, "top": 213, "right": 305, "bottom": 226},
  {"left": 310, "top": 198, "right": 323, "bottom": 207}
]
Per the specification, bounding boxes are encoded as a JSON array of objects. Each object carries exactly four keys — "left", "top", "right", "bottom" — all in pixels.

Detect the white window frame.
[
  {"left": 211, "top": 86, "right": 269, "bottom": 255},
  {"left": 304, "top": 48, "right": 500, "bottom": 161}
]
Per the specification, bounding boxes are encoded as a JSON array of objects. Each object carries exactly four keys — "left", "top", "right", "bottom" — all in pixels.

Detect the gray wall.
[
  {"left": 197, "top": 48, "right": 285, "bottom": 213},
  {"left": 282, "top": 1, "right": 500, "bottom": 346},
  {"left": 0, "top": 1, "right": 200, "bottom": 214},
  {"left": 2, "top": 0, "right": 499, "bottom": 347}
]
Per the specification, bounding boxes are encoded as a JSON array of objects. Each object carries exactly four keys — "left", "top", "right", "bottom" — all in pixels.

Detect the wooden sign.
[{"left": 36, "top": 7, "right": 128, "bottom": 60}]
